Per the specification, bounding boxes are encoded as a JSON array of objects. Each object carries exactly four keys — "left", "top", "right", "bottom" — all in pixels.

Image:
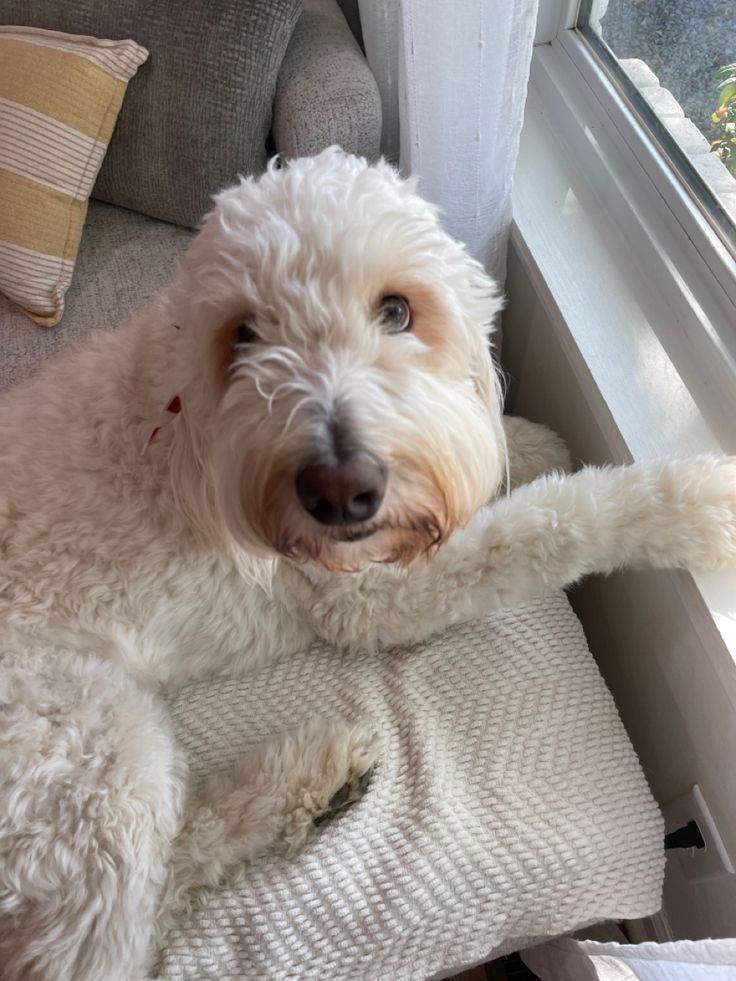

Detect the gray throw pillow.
[{"left": 0, "top": 0, "right": 302, "bottom": 227}]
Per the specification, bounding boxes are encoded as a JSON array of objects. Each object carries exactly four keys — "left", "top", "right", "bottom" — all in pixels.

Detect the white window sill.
[{"left": 511, "top": 38, "right": 736, "bottom": 676}]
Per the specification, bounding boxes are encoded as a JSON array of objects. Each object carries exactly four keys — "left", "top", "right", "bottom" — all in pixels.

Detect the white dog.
[{"left": 1, "top": 148, "right": 735, "bottom": 981}]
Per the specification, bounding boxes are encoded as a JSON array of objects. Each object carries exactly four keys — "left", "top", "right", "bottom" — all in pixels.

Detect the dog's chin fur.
[
  {"left": 214, "top": 429, "right": 504, "bottom": 571},
  {"left": 216, "top": 402, "right": 504, "bottom": 570},
  {"left": 277, "top": 514, "right": 447, "bottom": 572}
]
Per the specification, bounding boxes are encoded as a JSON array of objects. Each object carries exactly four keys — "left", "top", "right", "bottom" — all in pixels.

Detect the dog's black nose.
[{"left": 296, "top": 454, "right": 386, "bottom": 526}]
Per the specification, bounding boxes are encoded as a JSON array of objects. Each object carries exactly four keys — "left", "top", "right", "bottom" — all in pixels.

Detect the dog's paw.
[
  {"left": 280, "top": 717, "right": 380, "bottom": 853},
  {"left": 696, "top": 455, "right": 736, "bottom": 568},
  {"left": 314, "top": 763, "right": 375, "bottom": 827},
  {"left": 655, "top": 455, "right": 736, "bottom": 570}
]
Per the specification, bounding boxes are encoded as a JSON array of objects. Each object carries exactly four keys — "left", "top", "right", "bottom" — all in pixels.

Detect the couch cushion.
[
  {"left": 273, "top": 0, "right": 381, "bottom": 162},
  {"left": 0, "top": 26, "right": 147, "bottom": 326},
  {"left": 159, "top": 593, "right": 663, "bottom": 979},
  {"left": 0, "top": 201, "right": 192, "bottom": 392},
  {"left": 0, "top": 0, "right": 302, "bottom": 228}
]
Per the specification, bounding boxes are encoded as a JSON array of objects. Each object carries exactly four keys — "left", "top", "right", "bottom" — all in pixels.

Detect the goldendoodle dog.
[{"left": 1, "top": 148, "right": 735, "bottom": 980}]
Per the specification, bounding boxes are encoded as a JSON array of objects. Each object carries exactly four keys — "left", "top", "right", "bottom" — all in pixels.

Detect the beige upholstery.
[{"left": 0, "top": 202, "right": 192, "bottom": 392}]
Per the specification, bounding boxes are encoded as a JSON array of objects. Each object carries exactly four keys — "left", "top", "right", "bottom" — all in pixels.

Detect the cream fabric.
[
  {"left": 158, "top": 593, "right": 664, "bottom": 980},
  {"left": 0, "top": 26, "right": 147, "bottom": 325},
  {"left": 523, "top": 937, "right": 736, "bottom": 980},
  {"left": 0, "top": 202, "right": 193, "bottom": 392}
]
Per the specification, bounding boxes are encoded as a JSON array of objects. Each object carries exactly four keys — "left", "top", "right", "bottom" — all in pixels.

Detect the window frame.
[
  {"left": 529, "top": 0, "right": 736, "bottom": 388},
  {"left": 557, "top": 29, "right": 736, "bottom": 312},
  {"left": 536, "top": 0, "right": 736, "bottom": 304},
  {"left": 576, "top": 0, "right": 736, "bottom": 257},
  {"left": 512, "top": 0, "right": 736, "bottom": 665}
]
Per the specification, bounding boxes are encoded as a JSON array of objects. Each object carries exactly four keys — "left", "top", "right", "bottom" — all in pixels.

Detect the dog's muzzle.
[{"left": 295, "top": 452, "right": 387, "bottom": 527}]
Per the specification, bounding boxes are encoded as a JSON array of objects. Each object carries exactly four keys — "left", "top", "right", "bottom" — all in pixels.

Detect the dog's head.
[{"left": 169, "top": 148, "right": 506, "bottom": 571}]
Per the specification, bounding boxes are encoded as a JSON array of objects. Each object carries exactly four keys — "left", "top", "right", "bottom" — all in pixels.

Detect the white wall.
[{"left": 503, "top": 236, "right": 736, "bottom": 940}]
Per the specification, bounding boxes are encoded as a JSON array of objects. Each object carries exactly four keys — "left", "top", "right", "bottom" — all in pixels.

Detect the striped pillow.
[{"left": 0, "top": 26, "right": 147, "bottom": 326}]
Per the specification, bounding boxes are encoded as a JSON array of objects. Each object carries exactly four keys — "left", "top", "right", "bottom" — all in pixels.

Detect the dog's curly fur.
[{"left": 1, "top": 149, "right": 735, "bottom": 980}]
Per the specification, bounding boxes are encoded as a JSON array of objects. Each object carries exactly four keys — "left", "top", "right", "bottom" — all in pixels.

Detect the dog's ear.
[
  {"left": 463, "top": 296, "right": 508, "bottom": 488},
  {"left": 467, "top": 323, "right": 505, "bottom": 427},
  {"left": 457, "top": 260, "right": 504, "bottom": 414},
  {"left": 471, "top": 337, "right": 499, "bottom": 405}
]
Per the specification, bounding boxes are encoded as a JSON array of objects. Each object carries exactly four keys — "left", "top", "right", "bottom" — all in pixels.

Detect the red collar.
[
  {"left": 143, "top": 322, "right": 183, "bottom": 452},
  {"left": 144, "top": 394, "right": 181, "bottom": 452}
]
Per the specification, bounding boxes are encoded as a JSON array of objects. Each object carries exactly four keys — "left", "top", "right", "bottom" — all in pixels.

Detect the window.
[
  {"left": 514, "top": 0, "right": 736, "bottom": 685},
  {"left": 577, "top": 0, "right": 736, "bottom": 253}
]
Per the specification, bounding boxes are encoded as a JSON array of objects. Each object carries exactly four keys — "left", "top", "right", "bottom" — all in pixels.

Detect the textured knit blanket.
[{"left": 159, "top": 593, "right": 664, "bottom": 980}]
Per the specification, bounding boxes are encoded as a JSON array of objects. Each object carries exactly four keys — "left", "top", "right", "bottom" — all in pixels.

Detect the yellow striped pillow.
[{"left": 0, "top": 26, "right": 148, "bottom": 326}]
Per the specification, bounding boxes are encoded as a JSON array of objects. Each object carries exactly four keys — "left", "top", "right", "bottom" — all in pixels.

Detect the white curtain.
[{"left": 357, "top": 0, "right": 539, "bottom": 285}]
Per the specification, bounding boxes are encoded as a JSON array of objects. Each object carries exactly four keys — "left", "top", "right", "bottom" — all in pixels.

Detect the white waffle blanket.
[{"left": 159, "top": 593, "right": 664, "bottom": 980}]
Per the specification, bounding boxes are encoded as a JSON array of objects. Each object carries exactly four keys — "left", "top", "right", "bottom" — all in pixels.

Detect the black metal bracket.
[{"left": 664, "top": 820, "right": 706, "bottom": 851}]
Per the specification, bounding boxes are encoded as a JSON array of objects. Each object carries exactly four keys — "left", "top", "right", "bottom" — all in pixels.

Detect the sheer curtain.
[{"left": 357, "top": 0, "right": 539, "bottom": 285}]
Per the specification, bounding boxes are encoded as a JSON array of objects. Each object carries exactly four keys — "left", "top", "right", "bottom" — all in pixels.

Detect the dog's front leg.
[
  {"left": 459, "top": 454, "right": 736, "bottom": 605},
  {"left": 285, "top": 456, "right": 736, "bottom": 651},
  {"left": 156, "top": 717, "right": 378, "bottom": 936}
]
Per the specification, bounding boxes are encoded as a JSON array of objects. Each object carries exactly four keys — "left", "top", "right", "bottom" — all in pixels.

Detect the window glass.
[{"left": 578, "top": 0, "right": 736, "bottom": 251}]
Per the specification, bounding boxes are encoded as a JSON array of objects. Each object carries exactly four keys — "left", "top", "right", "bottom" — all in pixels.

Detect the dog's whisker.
[{"left": 282, "top": 394, "right": 322, "bottom": 434}]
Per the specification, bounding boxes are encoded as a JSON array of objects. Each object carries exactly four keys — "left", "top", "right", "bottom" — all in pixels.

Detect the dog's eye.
[
  {"left": 236, "top": 320, "right": 259, "bottom": 345},
  {"left": 378, "top": 295, "right": 412, "bottom": 334}
]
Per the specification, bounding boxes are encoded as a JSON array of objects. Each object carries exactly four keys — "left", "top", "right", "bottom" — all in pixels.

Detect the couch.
[{"left": 0, "top": 0, "right": 381, "bottom": 392}]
